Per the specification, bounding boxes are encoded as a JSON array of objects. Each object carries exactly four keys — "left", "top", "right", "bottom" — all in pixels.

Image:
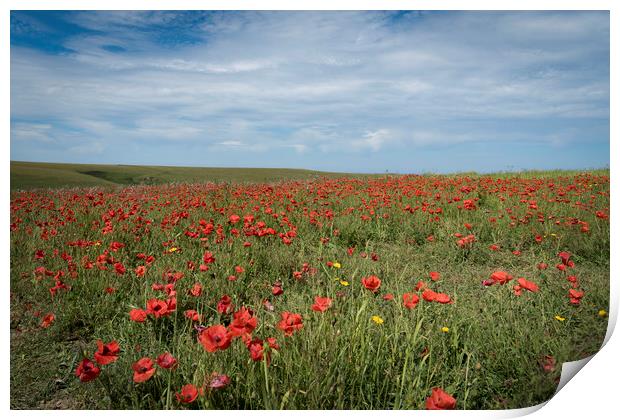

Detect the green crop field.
[{"left": 10, "top": 161, "right": 363, "bottom": 190}]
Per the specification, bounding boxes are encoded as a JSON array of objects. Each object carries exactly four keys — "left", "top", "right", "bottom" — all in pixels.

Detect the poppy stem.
[
  {"left": 262, "top": 355, "right": 271, "bottom": 409},
  {"left": 165, "top": 367, "right": 172, "bottom": 409}
]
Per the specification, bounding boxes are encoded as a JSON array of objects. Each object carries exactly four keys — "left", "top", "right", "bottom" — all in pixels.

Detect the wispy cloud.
[
  {"left": 351, "top": 130, "right": 395, "bottom": 152},
  {"left": 10, "top": 11, "right": 609, "bottom": 172},
  {"left": 11, "top": 122, "right": 55, "bottom": 143}
]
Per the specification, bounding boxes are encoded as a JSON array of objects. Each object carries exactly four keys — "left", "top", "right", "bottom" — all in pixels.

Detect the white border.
[{"left": 3, "top": 2, "right": 616, "bottom": 420}]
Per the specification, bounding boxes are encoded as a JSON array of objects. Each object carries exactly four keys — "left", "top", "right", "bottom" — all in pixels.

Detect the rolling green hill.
[{"left": 10, "top": 161, "right": 358, "bottom": 190}]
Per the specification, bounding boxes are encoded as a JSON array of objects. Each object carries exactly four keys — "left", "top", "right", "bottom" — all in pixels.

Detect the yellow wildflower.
[
  {"left": 598, "top": 309, "right": 607, "bottom": 317},
  {"left": 555, "top": 315, "right": 566, "bottom": 321},
  {"left": 339, "top": 280, "right": 349, "bottom": 286},
  {"left": 333, "top": 262, "right": 341, "bottom": 269},
  {"left": 371, "top": 315, "right": 384, "bottom": 325},
  {"left": 441, "top": 327, "right": 450, "bottom": 333}
]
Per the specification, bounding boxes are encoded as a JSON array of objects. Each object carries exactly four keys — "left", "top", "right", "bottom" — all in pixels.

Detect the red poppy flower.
[
  {"left": 199, "top": 325, "right": 232, "bottom": 352},
  {"left": 596, "top": 211, "right": 608, "bottom": 219},
  {"left": 558, "top": 251, "right": 571, "bottom": 265},
  {"left": 482, "top": 278, "right": 496, "bottom": 286},
  {"left": 541, "top": 355, "right": 556, "bottom": 373},
  {"left": 184, "top": 309, "right": 201, "bottom": 322},
  {"left": 311, "top": 296, "right": 332, "bottom": 312},
  {"left": 429, "top": 272, "right": 441, "bottom": 282},
  {"left": 517, "top": 278, "right": 539, "bottom": 293},
  {"left": 165, "top": 283, "right": 176, "bottom": 297},
  {"left": 456, "top": 234, "right": 476, "bottom": 248},
  {"left": 403, "top": 292, "right": 420, "bottom": 309},
  {"left": 266, "top": 337, "right": 280, "bottom": 350},
  {"left": 247, "top": 338, "right": 265, "bottom": 362},
  {"left": 277, "top": 311, "right": 303, "bottom": 336},
  {"left": 132, "top": 357, "right": 156, "bottom": 383},
  {"left": 569, "top": 289, "right": 584, "bottom": 305},
  {"left": 425, "top": 387, "right": 456, "bottom": 410},
  {"left": 490, "top": 271, "right": 513, "bottom": 285},
  {"left": 566, "top": 275, "right": 578, "bottom": 287},
  {"left": 383, "top": 293, "right": 395, "bottom": 301},
  {"left": 203, "top": 251, "right": 215, "bottom": 265},
  {"left": 208, "top": 372, "right": 230, "bottom": 390},
  {"left": 228, "top": 307, "right": 258, "bottom": 337},
  {"left": 434, "top": 292, "right": 452, "bottom": 304},
  {"left": 109, "top": 241, "right": 125, "bottom": 251},
  {"left": 146, "top": 299, "right": 169, "bottom": 318},
  {"left": 189, "top": 283, "right": 202, "bottom": 297},
  {"left": 556, "top": 263, "right": 567, "bottom": 271},
  {"left": 40, "top": 313, "right": 55, "bottom": 328},
  {"left": 272, "top": 283, "right": 284, "bottom": 296},
  {"left": 176, "top": 384, "right": 199, "bottom": 404},
  {"left": 263, "top": 299, "right": 275, "bottom": 311},
  {"left": 129, "top": 308, "right": 147, "bottom": 323},
  {"left": 489, "top": 244, "right": 500, "bottom": 251},
  {"left": 422, "top": 289, "right": 437, "bottom": 302},
  {"left": 94, "top": 340, "right": 120, "bottom": 365},
  {"left": 361, "top": 275, "right": 381, "bottom": 293},
  {"left": 156, "top": 352, "right": 178, "bottom": 369},
  {"left": 217, "top": 295, "right": 233, "bottom": 314},
  {"left": 75, "top": 358, "right": 101, "bottom": 383},
  {"left": 537, "top": 262, "right": 548, "bottom": 270},
  {"left": 114, "top": 262, "right": 126, "bottom": 275}
]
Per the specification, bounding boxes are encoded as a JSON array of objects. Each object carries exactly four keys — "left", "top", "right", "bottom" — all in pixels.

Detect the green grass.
[
  {"left": 9, "top": 170, "right": 609, "bottom": 410},
  {"left": 10, "top": 161, "right": 362, "bottom": 190}
]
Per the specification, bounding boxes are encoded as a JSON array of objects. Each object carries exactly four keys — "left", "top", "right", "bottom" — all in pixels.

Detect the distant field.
[
  {"left": 10, "top": 161, "right": 359, "bottom": 190},
  {"left": 10, "top": 161, "right": 609, "bottom": 191}
]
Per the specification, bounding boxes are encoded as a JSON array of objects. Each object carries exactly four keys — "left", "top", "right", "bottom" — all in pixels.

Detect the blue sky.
[{"left": 10, "top": 11, "right": 609, "bottom": 173}]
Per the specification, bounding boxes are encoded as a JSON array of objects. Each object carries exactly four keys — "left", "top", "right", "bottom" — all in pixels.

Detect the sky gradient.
[{"left": 10, "top": 11, "right": 610, "bottom": 173}]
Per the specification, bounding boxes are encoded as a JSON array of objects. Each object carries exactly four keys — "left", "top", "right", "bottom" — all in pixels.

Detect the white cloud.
[
  {"left": 351, "top": 129, "right": 394, "bottom": 151},
  {"left": 11, "top": 123, "right": 54, "bottom": 143},
  {"left": 288, "top": 144, "right": 309, "bottom": 154},
  {"left": 217, "top": 140, "right": 244, "bottom": 147},
  {"left": 10, "top": 11, "right": 609, "bottom": 168}
]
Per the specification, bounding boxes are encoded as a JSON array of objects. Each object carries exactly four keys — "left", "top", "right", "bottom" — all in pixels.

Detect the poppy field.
[{"left": 9, "top": 170, "right": 610, "bottom": 410}]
